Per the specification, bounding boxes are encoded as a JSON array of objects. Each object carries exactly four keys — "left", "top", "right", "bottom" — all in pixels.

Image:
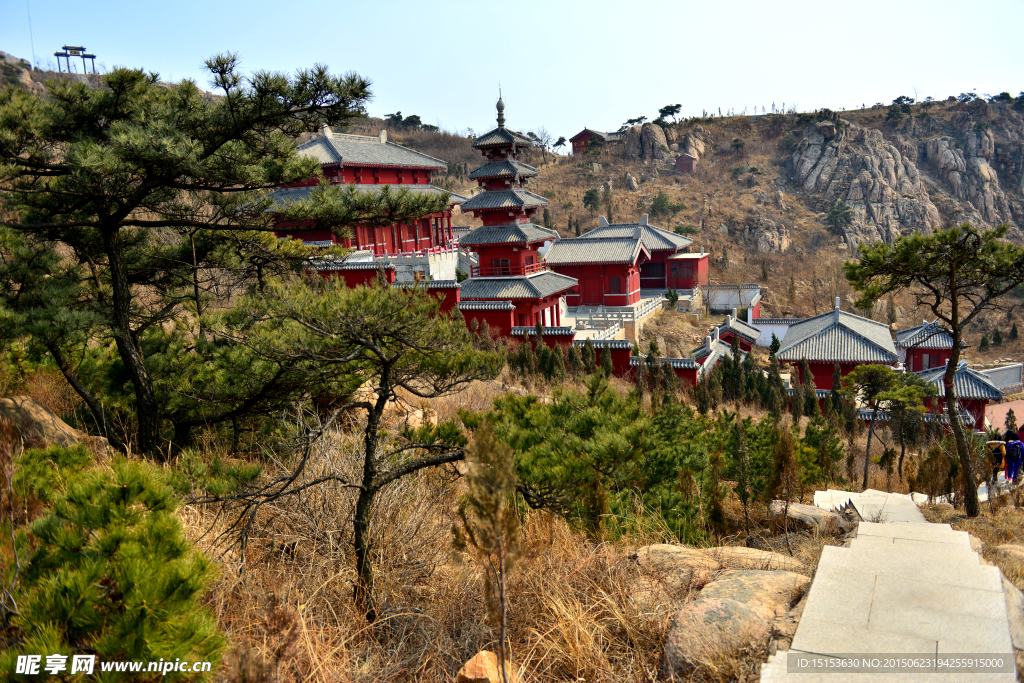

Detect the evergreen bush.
[{"left": 1, "top": 447, "right": 223, "bottom": 678}]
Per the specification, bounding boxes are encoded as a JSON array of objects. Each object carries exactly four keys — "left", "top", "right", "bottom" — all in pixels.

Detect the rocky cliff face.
[{"left": 786, "top": 103, "right": 1024, "bottom": 246}]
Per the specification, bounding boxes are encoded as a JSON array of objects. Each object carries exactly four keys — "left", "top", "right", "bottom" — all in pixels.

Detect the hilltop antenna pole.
[{"left": 25, "top": 0, "right": 36, "bottom": 68}]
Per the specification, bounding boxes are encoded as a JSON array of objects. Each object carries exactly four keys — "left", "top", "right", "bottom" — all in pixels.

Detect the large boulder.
[
  {"left": 640, "top": 123, "right": 669, "bottom": 160},
  {"left": 624, "top": 172, "right": 640, "bottom": 192},
  {"left": 634, "top": 544, "right": 721, "bottom": 586},
  {"left": 769, "top": 500, "right": 850, "bottom": 533},
  {"left": 624, "top": 125, "right": 643, "bottom": 158},
  {"left": 745, "top": 215, "right": 790, "bottom": 253},
  {"left": 0, "top": 396, "right": 109, "bottom": 453},
  {"left": 706, "top": 546, "right": 806, "bottom": 573},
  {"left": 662, "top": 570, "right": 809, "bottom": 678},
  {"left": 456, "top": 650, "right": 522, "bottom": 683}
]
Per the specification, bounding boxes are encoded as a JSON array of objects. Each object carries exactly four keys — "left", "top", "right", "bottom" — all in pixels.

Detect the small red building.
[
  {"left": 459, "top": 300, "right": 516, "bottom": 338},
  {"left": 573, "top": 339, "right": 635, "bottom": 377},
  {"left": 457, "top": 98, "right": 577, "bottom": 334},
  {"left": 392, "top": 280, "right": 460, "bottom": 313},
  {"left": 630, "top": 356, "right": 700, "bottom": 387},
  {"left": 896, "top": 321, "right": 956, "bottom": 372},
  {"left": 778, "top": 299, "right": 898, "bottom": 389},
  {"left": 917, "top": 363, "right": 1002, "bottom": 431},
  {"left": 569, "top": 128, "right": 623, "bottom": 154},
  {"left": 674, "top": 153, "right": 697, "bottom": 173},
  {"left": 308, "top": 260, "right": 396, "bottom": 286},
  {"left": 714, "top": 315, "right": 759, "bottom": 353},
  {"left": 269, "top": 127, "right": 466, "bottom": 255},
  {"left": 510, "top": 326, "right": 576, "bottom": 349},
  {"left": 583, "top": 215, "right": 693, "bottom": 290},
  {"left": 666, "top": 250, "right": 710, "bottom": 290},
  {"left": 544, "top": 231, "right": 649, "bottom": 306}
]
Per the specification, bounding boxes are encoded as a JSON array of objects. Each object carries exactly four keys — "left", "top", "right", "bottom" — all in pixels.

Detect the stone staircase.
[{"left": 760, "top": 491, "right": 1016, "bottom": 682}]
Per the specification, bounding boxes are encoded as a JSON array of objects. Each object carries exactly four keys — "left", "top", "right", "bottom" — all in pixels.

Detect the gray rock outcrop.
[
  {"left": 640, "top": 122, "right": 669, "bottom": 160},
  {"left": 745, "top": 215, "right": 790, "bottom": 253},
  {"left": 662, "top": 570, "right": 810, "bottom": 679},
  {"left": 625, "top": 172, "right": 640, "bottom": 191},
  {"left": 926, "top": 130, "right": 1015, "bottom": 226},
  {"left": 789, "top": 123, "right": 942, "bottom": 246},
  {"left": 624, "top": 125, "right": 643, "bottom": 158}
]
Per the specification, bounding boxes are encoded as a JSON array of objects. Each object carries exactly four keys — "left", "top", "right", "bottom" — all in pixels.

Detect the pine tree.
[
  {"left": 886, "top": 295, "right": 897, "bottom": 325},
  {"left": 600, "top": 344, "right": 615, "bottom": 377},
  {"left": 980, "top": 335, "right": 990, "bottom": 352},
  {"left": 453, "top": 423, "right": 521, "bottom": 683},
  {"left": 769, "top": 333, "right": 781, "bottom": 356},
  {"left": 733, "top": 419, "right": 753, "bottom": 544},
  {"left": 0, "top": 57, "right": 449, "bottom": 458},
  {"left": 582, "top": 339, "right": 597, "bottom": 373},
  {"left": 994, "top": 329, "right": 1003, "bottom": 346},
  {"left": 2, "top": 451, "right": 224, "bottom": 675},
  {"left": 566, "top": 344, "right": 583, "bottom": 376},
  {"left": 1006, "top": 409, "right": 1018, "bottom": 435},
  {"left": 1012, "top": 323, "right": 1019, "bottom": 341},
  {"left": 790, "top": 374, "right": 804, "bottom": 425}
]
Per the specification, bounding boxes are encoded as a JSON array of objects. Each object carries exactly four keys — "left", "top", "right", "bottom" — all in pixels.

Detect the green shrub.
[
  {"left": 1, "top": 448, "right": 224, "bottom": 679},
  {"left": 778, "top": 134, "right": 796, "bottom": 152}
]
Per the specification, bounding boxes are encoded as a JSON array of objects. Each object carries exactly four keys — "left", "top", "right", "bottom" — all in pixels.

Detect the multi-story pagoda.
[{"left": 458, "top": 98, "right": 576, "bottom": 329}]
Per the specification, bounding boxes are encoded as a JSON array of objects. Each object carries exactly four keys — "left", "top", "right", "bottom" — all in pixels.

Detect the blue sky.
[{"left": 2, "top": 0, "right": 1022, "bottom": 142}]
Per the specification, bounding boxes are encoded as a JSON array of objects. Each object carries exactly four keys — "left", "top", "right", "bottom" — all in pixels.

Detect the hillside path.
[{"left": 760, "top": 489, "right": 1015, "bottom": 682}]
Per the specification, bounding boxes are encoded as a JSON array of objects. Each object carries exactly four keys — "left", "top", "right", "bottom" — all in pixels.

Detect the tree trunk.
[
  {"left": 862, "top": 409, "right": 877, "bottom": 489},
  {"left": 352, "top": 485, "right": 377, "bottom": 620},
  {"left": 945, "top": 363, "right": 980, "bottom": 516},
  {"left": 45, "top": 342, "right": 123, "bottom": 450},
  {"left": 353, "top": 367, "right": 390, "bottom": 619},
  {"left": 105, "top": 229, "right": 161, "bottom": 457}
]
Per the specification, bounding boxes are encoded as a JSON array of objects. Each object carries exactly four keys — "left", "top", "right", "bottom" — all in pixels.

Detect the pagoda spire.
[{"left": 496, "top": 90, "right": 505, "bottom": 128}]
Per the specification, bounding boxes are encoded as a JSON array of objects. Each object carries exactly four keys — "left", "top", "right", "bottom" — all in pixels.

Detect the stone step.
[
  {"left": 816, "top": 546, "right": 1002, "bottom": 593},
  {"left": 856, "top": 521, "right": 969, "bottom": 546},
  {"left": 848, "top": 534, "right": 979, "bottom": 560}
]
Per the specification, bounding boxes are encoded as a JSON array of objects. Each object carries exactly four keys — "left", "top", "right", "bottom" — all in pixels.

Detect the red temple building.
[
  {"left": 457, "top": 98, "right": 577, "bottom": 331},
  {"left": 666, "top": 250, "right": 710, "bottom": 290},
  {"left": 582, "top": 216, "right": 693, "bottom": 290},
  {"left": 896, "top": 321, "right": 956, "bottom": 372},
  {"left": 269, "top": 127, "right": 466, "bottom": 257},
  {"left": 544, "top": 230, "right": 649, "bottom": 306},
  {"left": 918, "top": 362, "right": 1002, "bottom": 431},
  {"left": 778, "top": 298, "right": 898, "bottom": 389}
]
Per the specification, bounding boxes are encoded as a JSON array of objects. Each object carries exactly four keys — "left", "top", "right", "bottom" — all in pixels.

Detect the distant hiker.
[
  {"left": 988, "top": 439, "right": 1006, "bottom": 485},
  {"left": 1005, "top": 430, "right": 1023, "bottom": 483}
]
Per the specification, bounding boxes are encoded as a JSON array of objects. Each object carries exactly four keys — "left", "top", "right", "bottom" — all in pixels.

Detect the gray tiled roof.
[
  {"left": 544, "top": 235, "right": 648, "bottom": 266},
  {"left": 630, "top": 356, "right": 700, "bottom": 370},
  {"left": 458, "top": 223, "right": 557, "bottom": 246},
  {"left": 583, "top": 222, "right": 692, "bottom": 252},
  {"left": 896, "top": 322, "right": 956, "bottom": 350},
  {"left": 692, "top": 339, "right": 736, "bottom": 361},
  {"left": 510, "top": 326, "right": 576, "bottom": 336},
  {"left": 265, "top": 184, "right": 466, "bottom": 209},
  {"left": 459, "top": 271, "right": 577, "bottom": 300},
  {"left": 716, "top": 317, "right": 760, "bottom": 342},
  {"left": 458, "top": 301, "right": 515, "bottom": 311},
  {"left": 917, "top": 365, "right": 1002, "bottom": 400},
  {"left": 753, "top": 318, "right": 805, "bottom": 325},
  {"left": 468, "top": 159, "right": 538, "bottom": 180},
  {"left": 460, "top": 189, "right": 548, "bottom": 212},
  {"left": 777, "top": 309, "right": 898, "bottom": 363},
  {"left": 703, "top": 283, "right": 762, "bottom": 291},
  {"left": 472, "top": 126, "right": 533, "bottom": 148},
  {"left": 308, "top": 260, "right": 394, "bottom": 272},
  {"left": 572, "top": 339, "right": 634, "bottom": 350},
  {"left": 392, "top": 280, "right": 460, "bottom": 290},
  {"left": 297, "top": 132, "right": 447, "bottom": 169}
]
